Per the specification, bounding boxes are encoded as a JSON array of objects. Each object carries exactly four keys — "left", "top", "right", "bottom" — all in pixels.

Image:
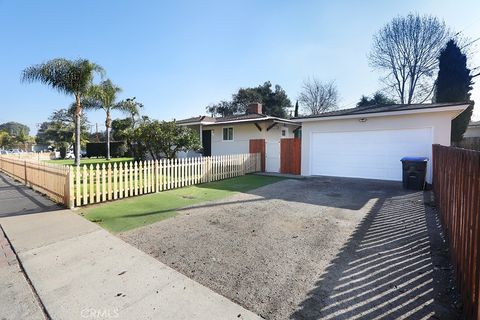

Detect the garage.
[
  {"left": 310, "top": 128, "right": 433, "bottom": 181},
  {"left": 296, "top": 102, "right": 469, "bottom": 183}
]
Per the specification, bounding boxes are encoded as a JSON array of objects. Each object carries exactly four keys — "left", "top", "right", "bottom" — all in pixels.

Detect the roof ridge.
[{"left": 293, "top": 102, "right": 469, "bottom": 120}]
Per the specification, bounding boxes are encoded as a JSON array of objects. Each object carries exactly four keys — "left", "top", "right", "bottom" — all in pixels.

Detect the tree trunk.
[
  {"left": 106, "top": 111, "right": 111, "bottom": 160},
  {"left": 74, "top": 95, "right": 82, "bottom": 166}
]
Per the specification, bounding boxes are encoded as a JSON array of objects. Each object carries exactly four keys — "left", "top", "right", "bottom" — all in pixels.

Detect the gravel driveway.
[{"left": 120, "top": 176, "right": 459, "bottom": 319}]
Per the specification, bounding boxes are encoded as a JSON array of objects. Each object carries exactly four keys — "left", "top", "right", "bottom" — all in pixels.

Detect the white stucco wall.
[
  {"left": 300, "top": 110, "right": 459, "bottom": 181},
  {"left": 203, "top": 122, "right": 296, "bottom": 172}
]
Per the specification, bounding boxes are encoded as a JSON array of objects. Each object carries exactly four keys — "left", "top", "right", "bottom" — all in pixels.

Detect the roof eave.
[
  {"left": 202, "top": 117, "right": 297, "bottom": 126},
  {"left": 294, "top": 104, "right": 470, "bottom": 122},
  {"left": 177, "top": 121, "right": 216, "bottom": 126}
]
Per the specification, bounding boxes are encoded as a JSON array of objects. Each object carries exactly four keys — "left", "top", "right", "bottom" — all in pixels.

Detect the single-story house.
[
  {"left": 177, "top": 103, "right": 299, "bottom": 172},
  {"left": 292, "top": 102, "right": 469, "bottom": 183},
  {"left": 464, "top": 121, "right": 480, "bottom": 138}
]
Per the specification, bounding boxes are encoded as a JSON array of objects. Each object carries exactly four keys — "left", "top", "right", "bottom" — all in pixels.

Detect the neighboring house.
[
  {"left": 464, "top": 121, "right": 480, "bottom": 138},
  {"left": 293, "top": 102, "right": 469, "bottom": 183},
  {"left": 177, "top": 103, "right": 299, "bottom": 172}
]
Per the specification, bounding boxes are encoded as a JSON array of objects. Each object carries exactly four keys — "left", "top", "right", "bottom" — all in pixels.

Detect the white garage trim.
[{"left": 309, "top": 127, "right": 434, "bottom": 182}]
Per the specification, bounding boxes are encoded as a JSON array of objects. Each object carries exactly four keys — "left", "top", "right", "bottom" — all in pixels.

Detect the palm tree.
[
  {"left": 117, "top": 97, "right": 144, "bottom": 130},
  {"left": 22, "top": 58, "right": 104, "bottom": 166},
  {"left": 111, "top": 97, "right": 143, "bottom": 158},
  {"left": 83, "top": 79, "right": 128, "bottom": 160}
]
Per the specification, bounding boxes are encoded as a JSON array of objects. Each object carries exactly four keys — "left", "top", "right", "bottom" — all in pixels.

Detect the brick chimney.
[{"left": 246, "top": 102, "right": 263, "bottom": 114}]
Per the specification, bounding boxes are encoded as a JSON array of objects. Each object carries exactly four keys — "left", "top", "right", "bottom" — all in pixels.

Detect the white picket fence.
[
  {"left": 69, "top": 153, "right": 261, "bottom": 208},
  {"left": 0, "top": 153, "right": 261, "bottom": 208}
]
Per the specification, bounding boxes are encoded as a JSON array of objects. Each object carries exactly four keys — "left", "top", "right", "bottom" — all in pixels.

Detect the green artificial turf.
[{"left": 81, "top": 175, "right": 284, "bottom": 233}]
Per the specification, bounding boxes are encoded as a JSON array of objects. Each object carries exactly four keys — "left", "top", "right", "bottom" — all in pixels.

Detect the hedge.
[{"left": 86, "top": 141, "right": 127, "bottom": 158}]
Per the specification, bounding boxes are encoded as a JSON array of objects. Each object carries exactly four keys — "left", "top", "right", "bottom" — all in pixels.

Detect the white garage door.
[{"left": 310, "top": 128, "right": 433, "bottom": 181}]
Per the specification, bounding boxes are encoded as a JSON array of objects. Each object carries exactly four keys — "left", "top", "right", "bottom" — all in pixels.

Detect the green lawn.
[
  {"left": 80, "top": 175, "right": 284, "bottom": 233},
  {"left": 45, "top": 157, "right": 134, "bottom": 167}
]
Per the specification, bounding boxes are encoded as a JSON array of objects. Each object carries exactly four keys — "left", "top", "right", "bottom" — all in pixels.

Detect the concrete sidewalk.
[
  {"left": 0, "top": 173, "right": 61, "bottom": 218},
  {"left": 0, "top": 209, "right": 260, "bottom": 320},
  {"left": 0, "top": 225, "right": 45, "bottom": 320}
]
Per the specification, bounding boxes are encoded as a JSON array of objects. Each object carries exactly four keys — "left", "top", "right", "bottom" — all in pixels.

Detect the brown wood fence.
[
  {"left": 0, "top": 153, "right": 261, "bottom": 208},
  {"left": 1, "top": 152, "right": 53, "bottom": 161},
  {"left": 0, "top": 156, "right": 69, "bottom": 204},
  {"left": 249, "top": 139, "right": 265, "bottom": 172},
  {"left": 432, "top": 144, "right": 480, "bottom": 319},
  {"left": 280, "top": 138, "right": 301, "bottom": 175}
]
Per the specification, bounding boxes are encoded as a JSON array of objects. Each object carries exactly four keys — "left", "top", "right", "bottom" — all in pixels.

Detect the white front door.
[{"left": 310, "top": 128, "right": 433, "bottom": 181}]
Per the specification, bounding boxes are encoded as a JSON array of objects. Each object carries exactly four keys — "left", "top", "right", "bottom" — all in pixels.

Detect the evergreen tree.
[
  {"left": 434, "top": 39, "right": 474, "bottom": 142},
  {"left": 205, "top": 81, "right": 292, "bottom": 118},
  {"left": 357, "top": 92, "right": 395, "bottom": 107}
]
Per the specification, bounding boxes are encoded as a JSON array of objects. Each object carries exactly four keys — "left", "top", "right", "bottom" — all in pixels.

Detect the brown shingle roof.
[
  {"left": 214, "top": 113, "right": 268, "bottom": 123},
  {"left": 175, "top": 116, "right": 215, "bottom": 124},
  {"left": 176, "top": 113, "right": 296, "bottom": 125}
]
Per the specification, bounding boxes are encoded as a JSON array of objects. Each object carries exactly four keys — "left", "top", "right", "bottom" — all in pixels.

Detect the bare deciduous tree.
[
  {"left": 369, "top": 13, "right": 450, "bottom": 104},
  {"left": 298, "top": 78, "right": 338, "bottom": 115}
]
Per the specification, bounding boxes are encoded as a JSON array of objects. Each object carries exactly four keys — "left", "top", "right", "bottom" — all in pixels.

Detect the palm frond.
[
  {"left": 81, "top": 97, "right": 104, "bottom": 111},
  {"left": 114, "top": 97, "right": 143, "bottom": 116},
  {"left": 22, "top": 58, "right": 105, "bottom": 96},
  {"left": 84, "top": 79, "right": 122, "bottom": 112}
]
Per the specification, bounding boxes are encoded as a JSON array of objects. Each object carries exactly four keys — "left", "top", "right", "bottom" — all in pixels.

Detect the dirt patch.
[{"left": 120, "top": 177, "right": 460, "bottom": 319}]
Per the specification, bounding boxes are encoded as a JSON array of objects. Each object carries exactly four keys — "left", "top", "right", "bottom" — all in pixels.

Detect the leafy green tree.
[
  {"left": 22, "top": 58, "right": 104, "bottom": 165},
  {"left": 111, "top": 118, "right": 133, "bottom": 141},
  {"left": 0, "top": 131, "right": 14, "bottom": 149},
  {"left": 434, "top": 39, "right": 474, "bottom": 142},
  {"left": 206, "top": 101, "right": 238, "bottom": 117},
  {"left": 14, "top": 129, "right": 34, "bottom": 150},
  {"left": 83, "top": 79, "right": 129, "bottom": 160},
  {"left": 36, "top": 107, "right": 89, "bottom": 157},
  {"left": 111, "top": 118, "right": 135, "bottom": 157},
  {"left": 357, "top": 92, "right": 396, "bottom": 107},
  {"left": 133, "top": 120, "right": 201, "bottom": 160},
  {"left": 206, "top": 81, "right": 292, "bottom": 117},
  {"left": 0, "top": 122, "right": 30, "bottom": 136}
]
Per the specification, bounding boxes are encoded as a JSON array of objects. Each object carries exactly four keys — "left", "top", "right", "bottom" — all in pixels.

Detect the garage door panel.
[{"left": 310, "top": 128, "right": 432, "bottom": 181}]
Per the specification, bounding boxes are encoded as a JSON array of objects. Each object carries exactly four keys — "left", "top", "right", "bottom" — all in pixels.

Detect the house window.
[
  {"left": 223, "top": 127, "right": 234, "bottom": 141},
  {"left": 281, "top": 129, "right": 286, "bottom": 137}
]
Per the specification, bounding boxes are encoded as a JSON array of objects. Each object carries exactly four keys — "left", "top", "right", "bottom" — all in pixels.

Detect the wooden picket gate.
[
  {"left": 280, "top": 138, "right": 301, "bottom": 175},
  {"left": 249, "top": 139, "right": 265, "bottom": 172}
]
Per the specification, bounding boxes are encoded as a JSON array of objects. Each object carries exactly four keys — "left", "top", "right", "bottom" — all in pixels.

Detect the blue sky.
[{"left": 1, "top": 0, "right": 479, "bottom": 134}]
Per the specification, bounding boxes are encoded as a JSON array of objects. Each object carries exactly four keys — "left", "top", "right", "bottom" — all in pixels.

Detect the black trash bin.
[{"left": 400, "top": 157, "right": 428, "bottom": 190}]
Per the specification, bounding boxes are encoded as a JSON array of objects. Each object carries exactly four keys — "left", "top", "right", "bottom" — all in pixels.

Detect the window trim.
[{"left": 222, "top": 127, "right": 234, "bottom": 141}]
